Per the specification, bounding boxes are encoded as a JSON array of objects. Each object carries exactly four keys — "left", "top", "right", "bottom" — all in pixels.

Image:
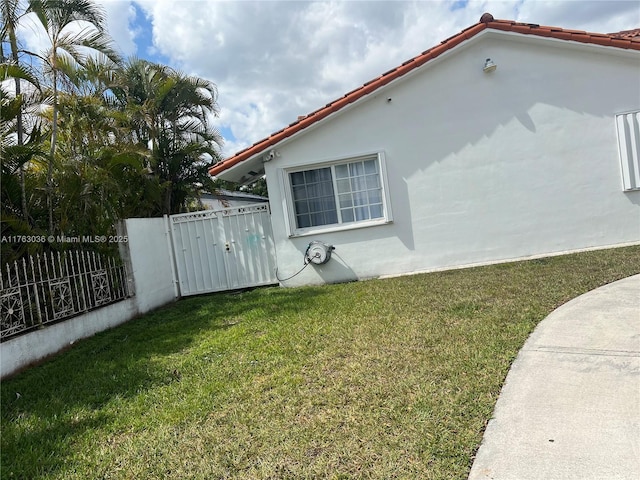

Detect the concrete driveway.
[{"left": 469, "top": 274, "right": 640, "bottom": 480}]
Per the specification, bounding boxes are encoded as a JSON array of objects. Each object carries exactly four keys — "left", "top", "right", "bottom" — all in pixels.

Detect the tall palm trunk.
[
  {"left": 16, "top": 83, "right": 28, "bottom": 222},
  {"left": 11, "top": 46, "right": 28, "bottom": 222},
  {"left": 48, "top": 67, "right": 58, "bottom": 234},
  {"left": 3, "top": 0, "right": 29, "bottom": 221}
]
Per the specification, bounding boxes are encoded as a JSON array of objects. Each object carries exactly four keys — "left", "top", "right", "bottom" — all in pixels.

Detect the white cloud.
[
  {"left": 98, "top": 0, "right": 138, "bottom": 56},
  {"left": 94, "top": 0, "right": 640, "bottom": 158}
]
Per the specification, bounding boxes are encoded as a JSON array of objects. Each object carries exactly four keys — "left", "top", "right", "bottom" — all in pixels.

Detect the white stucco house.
[{"left": 210, "top": 14, "right": 640, "bottom": 286}]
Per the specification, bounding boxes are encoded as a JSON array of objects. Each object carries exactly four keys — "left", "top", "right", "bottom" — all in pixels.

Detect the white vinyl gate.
[{"left": 169, "top": 203, "right": 278, "bottom": 296}]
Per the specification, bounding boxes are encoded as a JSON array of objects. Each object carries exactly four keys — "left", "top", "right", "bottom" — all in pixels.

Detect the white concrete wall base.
[{"left": 1, "top": 217, "right": 177, "bottom": 379}]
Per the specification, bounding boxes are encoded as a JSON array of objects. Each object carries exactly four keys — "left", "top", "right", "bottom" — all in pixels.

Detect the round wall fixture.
[{"left": 305, "top": 241, "right": 334, "bottom": 265}]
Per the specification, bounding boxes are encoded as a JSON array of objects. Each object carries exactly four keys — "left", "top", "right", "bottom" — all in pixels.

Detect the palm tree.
[
  {"left": 156, "top": 128, "right": 221, "bottom": 213},
  {"left": 0, "top": 61, "right": 45, "bottom": 225},
  {"left": 162, "top": 70, "right": 220, "bottom": 142},
  {"left": 110, "top": 59, "right": 171, "bottom": 153},
  {"left": 25, "top": 0, "right": 121, "bottom": 234},
  {"left": 0, "top": 77, "right": 47, "bottom": 263},
  {"left": 111, "top": 58, "right": 223, "bottom": 214},
  {"left": 52, "top": 81, "right": 151, "bottom": 236},
  {"left": 1, "top": 0, "right": 38, "bottom": 221},
  {"left": 158, "top": 71, "right": 222, "bottom": 212}
]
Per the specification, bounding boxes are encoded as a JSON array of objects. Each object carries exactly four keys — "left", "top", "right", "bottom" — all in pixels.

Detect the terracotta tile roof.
[
  {"left": 610, "top": 28, "right": 640, "bottom": 40},
  {"left": 210, "top": 14, "right": 640, "bottom": 177}
]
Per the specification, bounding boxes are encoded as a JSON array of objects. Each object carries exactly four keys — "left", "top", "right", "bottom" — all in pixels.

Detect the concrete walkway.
[{"left": 469, "top": 274, "right": 640, "bottom": 480}]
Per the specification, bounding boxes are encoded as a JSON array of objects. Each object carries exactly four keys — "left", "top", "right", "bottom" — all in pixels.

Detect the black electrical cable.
[
  {"left": 275, "top": 243, "right": 317, "bottom": 282},
  {"left": 275, "top": 260, "right": 312, "bottom": 282}
]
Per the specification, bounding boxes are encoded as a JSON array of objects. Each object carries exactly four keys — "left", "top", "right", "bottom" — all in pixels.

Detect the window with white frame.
[
  {"left": 286, "top": 153, "right": 390, "bottom": 233},
  {"left": 616, "top": 110, "right": 640, "bottom": 191}
]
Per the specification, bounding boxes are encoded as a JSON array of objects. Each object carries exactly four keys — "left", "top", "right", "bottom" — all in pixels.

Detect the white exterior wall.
[
  {"left": 1, "top": 217, "right": 177, "bottom": 378},
  {"left": 123, "top": 217, "right": 177, "bottom": 311},
  {"left": 265, "top": 31, "right": 640, "bottom": 286}
]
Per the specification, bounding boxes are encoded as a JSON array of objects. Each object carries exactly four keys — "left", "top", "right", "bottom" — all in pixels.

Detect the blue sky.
[
  {"left": 71, "top": 1, "right": 640, "bottom": 156},
  {"left": 128, "top": 2, "right": 164, "bottom": 62}
]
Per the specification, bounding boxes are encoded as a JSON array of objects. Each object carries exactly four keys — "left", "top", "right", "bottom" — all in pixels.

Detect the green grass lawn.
[{"left": 2, "top": 246, "right": 640, "bottom": 479}]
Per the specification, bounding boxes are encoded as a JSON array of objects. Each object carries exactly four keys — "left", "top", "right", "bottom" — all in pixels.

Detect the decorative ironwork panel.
[
  {"left": 0, "top": 288, "right": 26, "bottom": 338},
  {"left": 171, "top": 210, "right": 219, "bottom": 224},
  {"left": 49, "top": 279, "right": 74, "bottom": 320},
  {"left": 91, "top": 270, "right": 111, "bottom": 306},
  {"left": 2, "top": 249, "right": 131, "bottom": 341},
  {"left": 221, "top": 204, "right": 269, "bottom": 217}
]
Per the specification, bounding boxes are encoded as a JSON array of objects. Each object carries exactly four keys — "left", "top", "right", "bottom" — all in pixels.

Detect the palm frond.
[
  {"left": 0, "top": 62, "right": 41, "bottom": 90},
  {"left": 29, "top": 0, "right": 108, "bottom": 36}
]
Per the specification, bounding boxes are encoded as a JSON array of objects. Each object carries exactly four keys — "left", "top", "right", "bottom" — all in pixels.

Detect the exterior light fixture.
[
  {"left": 483, "top": 58, "right": 497, "bottom": 73},
  {"left": 263, "top": 149, "right": 279, "bottom": 162}
]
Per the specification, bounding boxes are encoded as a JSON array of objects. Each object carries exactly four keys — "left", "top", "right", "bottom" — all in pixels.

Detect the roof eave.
[
  {"left": 212, "top": 155, "right": 265, "bottom": 185},
  {"left": 209, "top": 22, "right": 489, "bottom": 178},
  {"left": 209, "top": 15, "right": 640, "bottom": 179}
]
